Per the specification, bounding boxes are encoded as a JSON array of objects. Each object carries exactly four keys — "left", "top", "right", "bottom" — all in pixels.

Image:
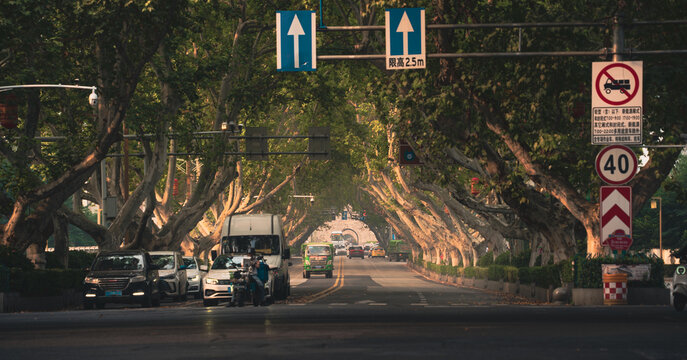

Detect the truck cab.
[{"left": 302, "top": 243, "right": 334, "bottom": 278}]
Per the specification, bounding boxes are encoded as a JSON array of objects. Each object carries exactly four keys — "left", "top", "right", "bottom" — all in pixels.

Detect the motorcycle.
[
  {"left": 227, "top": 256, "right": 267, "bottom": 307},
  {"left": 671, "top": 263, "right": 687, "bottom": 312}
]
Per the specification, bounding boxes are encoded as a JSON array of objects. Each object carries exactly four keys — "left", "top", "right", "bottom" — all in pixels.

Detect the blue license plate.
[{"left": 105, "top": 290, "right": 122, "bottom": 296}]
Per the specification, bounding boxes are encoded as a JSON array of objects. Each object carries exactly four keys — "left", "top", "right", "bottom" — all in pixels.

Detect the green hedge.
[
  {"left": 0, "top": 245, "right": 34, "bottom": 271},
  {"left": 9, "top": 268, "right": 87, "bottom": 297},
  {"left": 573, "top": 254, "right": 665, "bottom": 288},
  {"left": 476, "top": 251, "right": 494, "bottom": 267},
  {"left": 45, "top": 251, "right": 97, "bottom": 269},
  {"left": 463, "top": 266, "right": 489, "bottom": 279},
  {"left": 487, "top": 265, "right": 518, "bottom": 282}
]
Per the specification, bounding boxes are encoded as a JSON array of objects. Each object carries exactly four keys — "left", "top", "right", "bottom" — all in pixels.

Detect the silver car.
[
  {"left": 183, "top": 256, "right": 202, "bottom": 299},
  {"left": 149, "top": 251, "right": 188, "bottom": 301}
]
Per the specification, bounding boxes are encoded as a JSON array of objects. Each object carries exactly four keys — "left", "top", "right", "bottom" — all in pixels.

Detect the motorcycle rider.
[{"left": 247, "top": 248, "right": 266, "bottom": 306}]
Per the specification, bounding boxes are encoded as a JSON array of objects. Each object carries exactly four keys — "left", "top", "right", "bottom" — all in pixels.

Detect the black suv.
[{"left": 83, "top": 250, "right": 161, "bottom": 309}]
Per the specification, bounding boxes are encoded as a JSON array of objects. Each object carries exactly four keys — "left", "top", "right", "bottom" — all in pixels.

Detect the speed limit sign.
[{"left": 595, "top": 145, "right": 638, "bottom": 185}]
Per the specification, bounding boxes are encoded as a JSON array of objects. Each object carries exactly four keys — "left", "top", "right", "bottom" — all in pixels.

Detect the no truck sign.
[{"left": 591, "top": 61, "right": 643, "bottom": 145}]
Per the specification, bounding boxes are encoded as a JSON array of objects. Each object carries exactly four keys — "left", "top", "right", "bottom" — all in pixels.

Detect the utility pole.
[{"left": 613, "top": 12, "right": 625, "bottom": 61}]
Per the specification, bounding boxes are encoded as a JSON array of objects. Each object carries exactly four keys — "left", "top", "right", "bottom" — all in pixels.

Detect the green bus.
[{"left": 302, "top": 243, "right": 335, "bottom": 278}]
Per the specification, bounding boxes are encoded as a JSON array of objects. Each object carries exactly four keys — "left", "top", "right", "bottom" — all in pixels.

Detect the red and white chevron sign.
[{"left": 600, "top": 186, "right": 632, "bottom": 244}]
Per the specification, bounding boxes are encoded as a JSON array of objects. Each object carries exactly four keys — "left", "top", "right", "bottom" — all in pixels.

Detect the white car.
[
  {"left": 203, "top": 255, "right": 247, "bottom": 306},
  {"left": 149, "top": 251, "right": 189, "bottom": 301},
  {"left": 183, "top": 256, "right": 202, "bottom": 299}
]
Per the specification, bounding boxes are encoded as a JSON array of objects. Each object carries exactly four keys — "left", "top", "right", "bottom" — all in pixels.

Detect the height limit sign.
[{"left": 591, "top": 61, "right": 643, "bottom": 145}]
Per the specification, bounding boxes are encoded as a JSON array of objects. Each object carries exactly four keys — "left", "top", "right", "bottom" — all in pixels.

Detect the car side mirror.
[
  {"left": 199, "top": 265, "right": 208, "bottom": 272},
  {"left": 283, "top": 248, "right": 291, "bottom": 260}
]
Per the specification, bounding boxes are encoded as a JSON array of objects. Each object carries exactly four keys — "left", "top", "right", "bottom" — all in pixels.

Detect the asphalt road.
[{"left": 1, "top": 256, "right": 686, "bottom": 360}]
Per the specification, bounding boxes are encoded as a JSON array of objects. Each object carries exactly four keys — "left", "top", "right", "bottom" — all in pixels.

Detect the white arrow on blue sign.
[
  {"left": 385, "top": 8, "right": 425, "bottom": 70},
  {"left": 276, "top": 11, "right": 316, "bottom": 72}
]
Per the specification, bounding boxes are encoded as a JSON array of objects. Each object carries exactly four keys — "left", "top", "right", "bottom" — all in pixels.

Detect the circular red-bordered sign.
[
  {"left": 595, "top": 63, "right": 640, "bottom": 106},
  {"left": 595, "top": 145, "right": 638, "bottom": 185}
]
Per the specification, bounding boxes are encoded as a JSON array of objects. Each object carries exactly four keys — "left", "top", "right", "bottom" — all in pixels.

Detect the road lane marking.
[{"left": 304, "top": 256, "right": 345, "bottom": 303}]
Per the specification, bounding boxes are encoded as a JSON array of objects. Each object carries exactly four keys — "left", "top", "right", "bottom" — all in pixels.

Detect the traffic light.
[
  {"left": 308, "top": 127, "right": 330, "bottom": 160},
  {"left": 245, "top": 127, "right": 269, "bottom": 161}
]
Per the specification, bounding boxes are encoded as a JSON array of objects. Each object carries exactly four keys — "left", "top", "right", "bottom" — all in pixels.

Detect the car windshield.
[
  {"left": 211, "top": 256, "right": 244, "bottom": 270},
  {"left": 183, "top": 258, "right": 197, "bottom": 269},
  {"left": 307, "top": 246, "right": 331, "bottom": 256},
  {"left": 150, "top": 255, "right": 175, "bottom": 270},
  {"left": 222, "top": 235, "right": 280, "bottom": 255},
  {"left": 92, "top": 254, "right": 144, "bottom": 271}
]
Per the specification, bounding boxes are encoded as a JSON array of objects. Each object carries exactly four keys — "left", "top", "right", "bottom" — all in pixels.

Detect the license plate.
[
  {"left": 228, "top": 285, "right": 233, "bottom": 293},
  {"left": 314, "top": 266, "right": 323, "bottom": 269},
  {"left": 105, "top": 290, "right": 122, "bottom": 296}
]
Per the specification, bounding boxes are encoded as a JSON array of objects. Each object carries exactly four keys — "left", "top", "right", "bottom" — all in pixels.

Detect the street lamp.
[
  {"left": 0, "top": 84, "right": 98, "bottom": 106},
  {"left": 651, "top": 196, "right": 662, "bottom": 261}
]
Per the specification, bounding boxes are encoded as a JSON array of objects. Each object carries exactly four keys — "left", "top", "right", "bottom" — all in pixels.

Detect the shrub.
[
  {"left": 573, "top": 254, "right": 665, "bottom": 288},
  {"left": 494, "top": 251, "right": 511, "bottom": 266},
  {"left": 476, "top": 251, "right": 494, "bottom": 267},
  {"left": 558, "top": 259, "right": 574, "bottom": 284},
  {"left": 487, "top": 265, "right": 518, "bottom": 282},
  {"left": 518, "top": 267, "right": 533, "bottom": 284},
  {"left": 45, "top": 251, "right": 96, "bottom": 269},
  {"left": 0, "top": 245, "right": 34, "bottom": 271},
  {"left": 10, "top": 268, "right": 87, "bottom": 297},
  {"left": 511, "top": 250, "right": 530, "bottom": 268}
]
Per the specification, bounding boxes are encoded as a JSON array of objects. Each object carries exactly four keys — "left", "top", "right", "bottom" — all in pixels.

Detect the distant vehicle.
[
  {"left": 604, "top": 78, "right": 631, "bottom": 94},
  {"left": 217, "top": 214, "right": 291, "bottom": 301},
  {"left": 149, "top": 251, "right": 189, "bottom": 301},
  {"left": 348, "top": 246, "right": 364, "bottom": 259},
  {"left": 183, "top": 256, "right": 202, "bottom": 299},
  {"left": 363, "top": 245, "right": 371, "bottom": 256},
  {"left": 82, "top": 250, "right": 161, "bottom": 309},
  {"left": 302, "top": 243, "right": 334, "bottom": 278},
  {"left": 387, "top": 240, "right": 411, "bottom": 262},
  {"left": 335, "top": 246, "right": 347, "bottom": 256},
  {"left": 370, "top": 247, "right": 386, "bottom": 258}
]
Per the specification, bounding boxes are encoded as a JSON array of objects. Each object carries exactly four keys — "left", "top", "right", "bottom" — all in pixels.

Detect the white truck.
[{"left": 214, "top": 214, "right": 291, "bottom": 301}]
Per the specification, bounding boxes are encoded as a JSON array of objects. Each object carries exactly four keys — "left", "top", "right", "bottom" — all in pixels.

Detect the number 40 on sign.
[{"left": 595, "top": 145, "right": 638, "bottom": 185}]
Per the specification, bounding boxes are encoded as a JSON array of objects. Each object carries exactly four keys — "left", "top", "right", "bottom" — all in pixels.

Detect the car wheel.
[
  {"left": 152, "top": 294, "right": 161, "bottom": 307},
  {"left": 675, "top": 295, "right": 686, "bottom": 312},
  {"left": 83, "top": 302, "right": 94, "bottom": 310},
  {"left": 305, "top": 271, "right": 310, "bottom": 279},
  {"left": 303, "top": 271, "right": 307, "bottom": 278},
  {"left": 194, "top": 292, "right": 201, "bottom": 299},
  {"left": 326, "top": 271, "right": 333, "bottom": 278}
]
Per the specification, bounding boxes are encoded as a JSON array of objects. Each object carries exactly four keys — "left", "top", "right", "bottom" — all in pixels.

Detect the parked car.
[
  {"left": 149, "top": 251, "right": 189, "bottom": 301},
  {"left": 82, "top": 250, "right": 161, "bottom": 309},
  {"left": 183, "top": 256, "right": 202, "bottom": 299},
  {"left": 370, "top": 247, "right": 386, "bottom": 258},
  {"left": 203, "top": 254, "right": 243, "bottom": 306},
  {"left": 348, "top": 246, "right": 364, "bottom": 259}
]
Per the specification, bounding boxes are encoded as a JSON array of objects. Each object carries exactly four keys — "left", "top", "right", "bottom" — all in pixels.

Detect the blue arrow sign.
[
  {"left": 276, "top": 11, "right": 316, "bottom": 72},
  {"left": 385, "top": 8, "right": 425, "bottom": 70}
]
